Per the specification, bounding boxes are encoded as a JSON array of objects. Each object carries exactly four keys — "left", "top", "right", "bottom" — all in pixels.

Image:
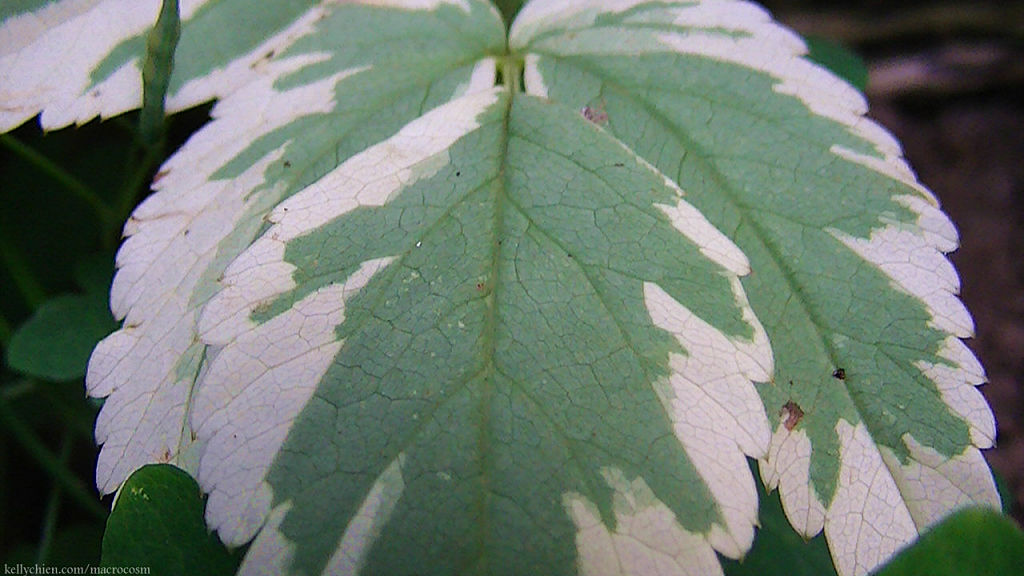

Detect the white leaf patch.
[
  {"left": 86, "top": 56, "right": 361, "bottom": 494},
  {"left": 916, "top": 336, "right": 995, "bottom": 448},
  {"left": 881, "top": 435, "right": 999, "bottom": 530},
  {"left": 236, "top": 502, "right": 295, "bottom": 576},
  {"left": 564, "top": 468, "right": 725, "bottom": 576},
  {"left": 826, "top": 421, "right": 917, "bottom": 576},
  {"left": 166, "top": 3, "right": 339, "bottom": 114},
  {"left": 760, "top": 426, "right": 827, "bottom": 538},
  {"left": 827, "top": 195, "right": 972, "bottom": 337},
  {"left": 361, "top": 0, "right": 472, "bottom": 11},
  {"left": 195, "top": 257, "right": 392, "bottom": 545},
  {"left": 0, "top": 0, "right": 159, "bottom": 130},
  {"left": 320, "top": 454, "right": 407, "bottom": 576},
  {"left": 644, "top": 277, "right": 772, "bottom": 557},
  {"left": 198, "top": 87, "right": 501, "bottom": 344}
]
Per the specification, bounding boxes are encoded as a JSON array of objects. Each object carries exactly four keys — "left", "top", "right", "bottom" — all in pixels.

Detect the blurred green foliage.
[
  {"left": 1, "top": 113, "right": 136, "bottom": 564},
  {"left": 0, "top": 103, "right": 210, "bottom": 564}
]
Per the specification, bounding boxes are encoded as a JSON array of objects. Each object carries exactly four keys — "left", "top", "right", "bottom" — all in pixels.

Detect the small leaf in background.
[
  {"left": 101, "top": 464, "right": 242, "bottom": 576},
  {"left": 5, "top": 252, "right": 117, "bottom": 381},
  {"left": 6, "top": 293, "right": 117, "bottom": 381},
  {"left": 804, "top": 35, "right": 870, "bottom": 92},
  {"left": 873, "top": 507, "right": 1024, "bottom": 576}
]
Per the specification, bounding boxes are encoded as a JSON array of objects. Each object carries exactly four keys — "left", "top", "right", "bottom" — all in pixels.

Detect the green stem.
[
  {"left": 0, "top": 394, "right": 107, "bottom": 520},
  {"left": 138, "top": 0, "right": 180, "bottom": 148},
  {"left": 497, "top": 55, "right": 524, "bottom": 93},
  {"left": 36, "top": 431, "right": 72, "bottom": 565},
  {"left": 0, "top": 232, "right": 48, "bottom": 310},
  {"left": 0, "top": 134, "right": 116, "bottom": 229},
  {"left": 105, "top": 0, "right": 181, "bottom": 246}
]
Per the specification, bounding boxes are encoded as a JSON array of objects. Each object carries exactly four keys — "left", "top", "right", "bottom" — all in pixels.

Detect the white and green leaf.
[
  {"left": 511, "top": 1, "right": 998, "bottom": 574},
  {"left": 0, "top": 1, "right": 999, "bottom": 575},
  {"left": 6, "top": 0, "right": 503, "bottom": 495}
]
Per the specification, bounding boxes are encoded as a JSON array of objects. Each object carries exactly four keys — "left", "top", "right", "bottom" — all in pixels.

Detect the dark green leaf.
[
  {"left": 873, "top": 507, "right": 1024, "bottom": 576},
  {"left": 101, "top": 464, "right": 242, "bottom": 576},
  {"left": 804, "top": 35, "right": 869, "bottom": 92},
  {"left": 6, "top": 293, "right": 117, "bottom": 380}
]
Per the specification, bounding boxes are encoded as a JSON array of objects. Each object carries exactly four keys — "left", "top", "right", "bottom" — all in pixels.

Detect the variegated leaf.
[
  {"left": 0, "top": 1, "right": 999, "bottom": 575},
  {"left": 511, "top": 1, "right": 999, "bottom": 574}
]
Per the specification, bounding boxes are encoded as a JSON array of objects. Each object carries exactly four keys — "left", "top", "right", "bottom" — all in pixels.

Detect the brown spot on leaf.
[
  {"left": 832, "top": 368, "right": 846, "bottom": 380},
  {"left": 581, "top": 102, "right": 608, "bottom": 125},
  {"left": 252, "top": 300, "right": 274, "bottom": 316},
  {"left": 780, "top": 400, "right": 804, "bottom": 431}
]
